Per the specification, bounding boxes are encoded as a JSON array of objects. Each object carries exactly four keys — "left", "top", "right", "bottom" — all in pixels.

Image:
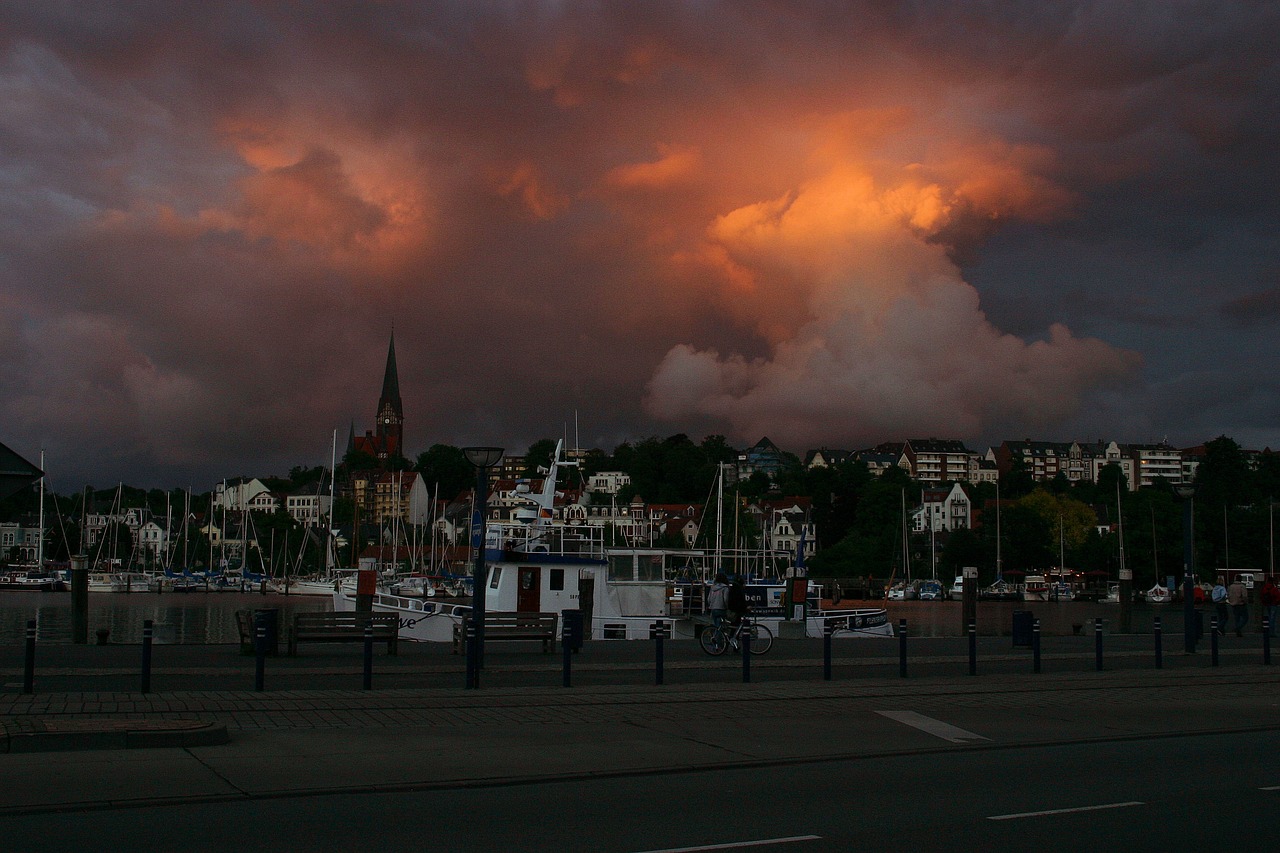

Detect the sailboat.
[
  {"left": 1142, "top": 491, "right": 1173, "bottom": 603},
  {"left": 887, "top": 490, "right": 917, "bottom": 600},
  {"left": 980, "top": 483, "right": 1019, "bottom": 601}
]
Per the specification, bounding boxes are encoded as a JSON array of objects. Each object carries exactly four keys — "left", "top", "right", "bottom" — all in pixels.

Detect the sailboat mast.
[
  {"left": 995, "top": 480, "right": 1002, "bottom": 580},
  {"left": 327, "top": 429, "right": 337, "bottom": 577},
  {"left": 36, "top": 450, "right": 45, "bottom": 570},
  {"left": 715, "top": 463, "right": 724, "bottom": 574},
  {"left": 1116, "top": 481, "right": 1125, "bottom": 577}
]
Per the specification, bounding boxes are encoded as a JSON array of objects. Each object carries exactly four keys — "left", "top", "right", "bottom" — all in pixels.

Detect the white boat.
[
  {"left": 948, "top": 575, "right": 965, "bottom": 600},
  {"left": 336, "top": 440, "right": 892, "bottom": 643},
  {"left": 1021, "top": 575, "right": 1048, "bottom": 601},
  {"left": 1146, "top": 584, "right": 1173, "bottom": 603}
]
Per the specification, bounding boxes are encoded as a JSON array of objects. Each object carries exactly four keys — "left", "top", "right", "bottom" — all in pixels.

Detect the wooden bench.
[
  {"left": 287, "top": 612, "right": 399, "bottom": 656},
  {"left": 452, "top": 612, "right": 557, "bottom": 654}
]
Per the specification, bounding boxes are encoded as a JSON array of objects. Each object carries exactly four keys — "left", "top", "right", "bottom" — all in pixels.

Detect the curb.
[{"left": 1, "top": 719, "right": 229, "bottom": 753}]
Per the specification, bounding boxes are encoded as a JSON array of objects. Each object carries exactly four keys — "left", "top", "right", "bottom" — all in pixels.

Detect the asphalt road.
[{"left": 3, "top": 731, "right": 1276, "bottom": 852}]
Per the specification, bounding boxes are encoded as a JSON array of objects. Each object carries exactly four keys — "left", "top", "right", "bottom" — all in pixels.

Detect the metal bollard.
[
  {"left": 1154, "top": 616, "right": 1163, "bottom": 669},
  {"left": 1033, "top": 618, "right": 1041, "bottom": 674},
  {"left": 254, "top": 623, "right": 266, "bottom": 692},
  {"left": 651, "top": 622, "right": 668, "bottom": 685},
  {"left": 363, "top": 624, "right": 374, "bottom": 690},
  {"left": 141, "top": 619, "right": 153, "bottom": 694},
  {"left": 23, "top": 619, "right": 36, "bottom": 695},
  {"left": 741, "top": 621, "right": 751, "bottom": 684},
  {"left": 562, "top": 626, "right": 572, "bottom": 687},
  {"left": 1264, "top": 618, "right": 1271, "bottom": 666},
  {"left": 823, "top": 622, "right": 834, "bottom": 681},
  {"left": 1211, "top": 617, "right": 1219, "bottom": 667},
  {"left": 1095, "top": 618, "right": 1104, "bottom": 671},
  {"left": 967, "top": 619, "right": 977, "bottom": 676},
  {"left": 898, "top": 619, "right": 907, "bottom": 679}
]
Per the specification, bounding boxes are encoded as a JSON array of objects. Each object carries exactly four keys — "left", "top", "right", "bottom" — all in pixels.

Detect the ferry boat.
[{"left": 335, "top": 441, "right": 892, "bottom": 643}]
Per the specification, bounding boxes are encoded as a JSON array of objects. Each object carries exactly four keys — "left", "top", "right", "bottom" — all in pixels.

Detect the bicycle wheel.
[
  {"left": 745, "top": 622, "right": 773, "bottom": 655},
  {"left": 700, "top": 625, "right": 728, "bottom": 656}
]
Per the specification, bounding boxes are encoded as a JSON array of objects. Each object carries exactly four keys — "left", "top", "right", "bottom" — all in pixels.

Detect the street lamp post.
[
  {"left": 463, "top": 446, "right": 503, "bottom": 689},
  {"left": 1176, "top": 484, "right": 1196, "bottom": 653}
]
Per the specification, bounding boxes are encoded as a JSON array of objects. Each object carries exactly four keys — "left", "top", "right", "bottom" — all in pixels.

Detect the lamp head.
[{"left": 463, "top": 447, "right": 505, "bottom": 469}]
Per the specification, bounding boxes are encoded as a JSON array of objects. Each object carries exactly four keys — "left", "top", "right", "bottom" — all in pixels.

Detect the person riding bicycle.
[{"left": 708, "top": 573, "right": 730, "bottom": 629}]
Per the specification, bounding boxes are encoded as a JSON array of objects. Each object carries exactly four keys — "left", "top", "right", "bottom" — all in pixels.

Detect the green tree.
[
  {"left": 415, "top": 445, "right": 473, "bottom": 500},
  {"left": 524, "top": 439, "right": 558, "bottom": 477}
]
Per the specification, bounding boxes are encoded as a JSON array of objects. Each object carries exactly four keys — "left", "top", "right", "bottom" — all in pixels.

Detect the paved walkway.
[{"left": 2, "top": 638, "right": 1277, "bottom": 814}]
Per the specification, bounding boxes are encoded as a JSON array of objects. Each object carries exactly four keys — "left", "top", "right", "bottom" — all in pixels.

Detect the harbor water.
[
  {"left": 0, "top": 591, "right": 332, "bottom": 644},
  {"left": 0, "top": 590, "right": 1198, "bottom": 643}
]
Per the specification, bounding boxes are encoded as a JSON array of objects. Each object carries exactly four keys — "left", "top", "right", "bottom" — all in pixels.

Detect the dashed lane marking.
[
  {"left": 875, "top": 710, "right": 988, "bottom": 743},
  {"left": 633, "top": 835, "right": 822, "bottom": 852},
  {"left": 988, "top": 802, "right": 1145, "bottom": 821}
]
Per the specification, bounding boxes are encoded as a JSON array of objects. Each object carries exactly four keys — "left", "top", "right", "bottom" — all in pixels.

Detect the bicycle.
[{"left": 699, "top": 615, "right": 774, "bottom": 656}]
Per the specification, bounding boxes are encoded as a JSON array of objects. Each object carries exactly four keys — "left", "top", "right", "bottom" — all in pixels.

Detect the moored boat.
[{"left": 336, "top": 440, "right": 893, "bottom": 642}]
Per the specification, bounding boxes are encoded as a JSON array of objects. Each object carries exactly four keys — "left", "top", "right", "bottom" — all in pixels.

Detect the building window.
[{"left": 549, "top": 569, "right": 564, "bottom": 591}]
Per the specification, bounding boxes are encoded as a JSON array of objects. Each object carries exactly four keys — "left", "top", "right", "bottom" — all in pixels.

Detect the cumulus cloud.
[{"left": 645, "top": 157, "right": 1141, "bottom": 446}]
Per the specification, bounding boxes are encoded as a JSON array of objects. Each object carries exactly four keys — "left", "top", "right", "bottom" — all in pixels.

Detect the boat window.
[
  {"left": 608, "top": 554, "right": 634, "bottom": 582},
  {"left": 489, "top": 566, "right": 502, "bottom": 589},
  {"left": 549, "top": 569, "right": 564, "bottom": 591},
  {"left": 637, "top": 554, "right": 664, "bottom": 582}
]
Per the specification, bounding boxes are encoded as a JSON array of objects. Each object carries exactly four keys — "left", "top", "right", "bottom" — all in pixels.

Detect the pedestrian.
[
  {"left": 708, "top": 572, "right": 729, "bottom": 630},
  {"left": 1260, "top": 577, "right": 1280, "bottom": 638},
  {"left": 1227, "top": 577, "right": 1249, "bottom": 637},
  {"left": 1211, "top": 578, "right": 1229, "bottom": 635}
]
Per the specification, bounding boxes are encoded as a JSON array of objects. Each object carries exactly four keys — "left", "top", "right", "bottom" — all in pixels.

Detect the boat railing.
[{"left": 489, "top": 522, "right": 608, "bottom": 559}]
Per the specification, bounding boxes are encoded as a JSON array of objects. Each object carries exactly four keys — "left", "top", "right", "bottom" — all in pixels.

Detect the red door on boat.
[{"left": 518, "top": 567, "right": 541, "bottom": 612}]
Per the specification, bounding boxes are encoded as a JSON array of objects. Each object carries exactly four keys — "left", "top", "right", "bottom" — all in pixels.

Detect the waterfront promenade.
[{"left": 2, "top": 634, "right": 1277, "bottom": 817}]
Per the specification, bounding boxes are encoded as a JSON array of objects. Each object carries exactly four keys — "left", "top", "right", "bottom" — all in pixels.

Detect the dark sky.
[{"left": 2, "top": 1, "right": 1278, "bottom": 490}]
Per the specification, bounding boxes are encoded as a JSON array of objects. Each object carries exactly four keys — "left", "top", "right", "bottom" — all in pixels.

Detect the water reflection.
[{"left": 0, "top": 592, "right": 332, "bottom": 644}]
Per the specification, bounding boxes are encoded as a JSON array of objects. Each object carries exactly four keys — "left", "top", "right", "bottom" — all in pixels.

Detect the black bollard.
[
  {"left": 741, "top": 620, "right": 751, "bottom": 684},
  {"left": 651, "top": 622, "right": 667, "bottom": 685},
  {"left": 823, "top": 622, "right": 833, "bottom": 681},
  {"left": 464, "top": 621, "right": 478, "bottom": 689},
  {"left": 23, "top": 619, "right": 36, "bottom": 694},
  {"left": 141, "top": 619, "right": 153, "bottom": 694},
  {"left": 1033, "top": 618, "right": 1041, "bottom": 674},
  {"left": 1265, "top": 619, "right": 1272, "bottom": 666},
  {"left": 562, "top": 626, "right": 572, "bottom": 688},
  {"left": 1211, "top": 617, "right": 1219, "bottom": 667},
  {"left": 363, "top": 624, "right": 374, "bottom": 690},
  {"left": 967, "top": 619, "right": 977, "bottom": 676},
  {"left": 1154, "top": 616, "right": 1163, "bottom": 669},
  {"left": 254, "top": 622, "right": 266, "bottom": 692},
  {"left": 898, "top": 618, "right": 907, "bottom": 679},
  {"left": 1095, "top": 618, "right": 1104, "bottom": 671}
]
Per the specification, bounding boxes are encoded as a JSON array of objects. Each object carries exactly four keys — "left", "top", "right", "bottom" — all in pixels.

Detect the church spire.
[{"left": 374, "top": 332, "right": 403, "bottom": 458}]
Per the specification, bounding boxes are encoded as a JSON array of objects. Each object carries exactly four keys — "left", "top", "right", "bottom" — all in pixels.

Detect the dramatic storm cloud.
[{"left": 1, "top": 2, "right": 1277, "bottom": 488}]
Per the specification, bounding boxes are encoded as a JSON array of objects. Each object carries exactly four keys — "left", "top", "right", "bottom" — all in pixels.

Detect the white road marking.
[
  {"left": 633, "top": 835, "right": 822, "bottom": 853},
  {"left": 988, "top": 801, "right": 1145, "bottom": 821},
  {"left": 875, "top": 710, "right": 989, "bottom": 743},
  {"left": 1260, "top": 786, "right": 1280, "bottom": 791}
]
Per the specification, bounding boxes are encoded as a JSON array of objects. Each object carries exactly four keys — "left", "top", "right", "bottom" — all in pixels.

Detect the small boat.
[
  {"left": 948, "top": 575, "right": 965, "bottom": 600},
  {"left": 0, "top": 571, "right": 59, "bottom": 591},
  {"left": 917, "top": 580, "right": 943, "bottom": 601},
  {"left": 979, "top": 579, "right": 1020, "bottom": 601},
  {"left": 1021, "top": 575, "right": 1049, "bottom": 601},
  {"left": 1146, "top": 584, "right": 1173, "bottom": 603},
  {"left": 1048, "top": 581, "right": 1075, "bottom": 602}
]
